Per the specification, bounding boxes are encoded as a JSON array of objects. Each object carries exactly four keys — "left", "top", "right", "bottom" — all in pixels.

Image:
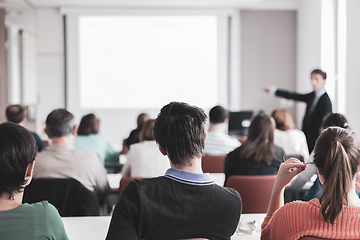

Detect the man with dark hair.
[
  {"left": 263, "top": 68, "right": 332, "bottom": 152},
  {"left": 0, "top": 122, "right": 68, "bottom": 239},
  {"left": 33, "top": 109, "right": 110, "bottom": 198},
  {"left": 5, "top": 104, "right": 46, "bottom": 152},
  {"left": 204, "top": 105, "right": 240, "bottom": 155},
  {"left": 106, "top": 102, "right": 242, "bottom": 240}
]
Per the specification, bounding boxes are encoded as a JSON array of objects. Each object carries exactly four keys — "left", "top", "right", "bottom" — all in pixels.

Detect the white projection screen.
[
  {"left": 79, "top": 16, "right": 218, "bottom": 109},
  {"left": 66, "top": 13, "right": 230, "bottom": 146}
]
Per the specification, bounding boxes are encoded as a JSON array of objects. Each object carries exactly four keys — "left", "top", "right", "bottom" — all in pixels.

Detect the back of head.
[
  {"left": 154, "top": 102, "right": 207, "bottom": 166},
  {"left": 0, "top": 122, "right": 37, "bottom": 199},
  {"left": 137, "top": 113, "right": 150, "bottom": 129},
  {"left": 77, "top": 113, "right": 100, "bottom": 135},
  {"left": 271, "top": 109, "right": 295, "bottom": 131},
  {"left": 322, "top": 113, "right": 349, "bottom": 130},
  {"left": 313, "top": 127, "right": 360, "bottom": 224},
  {"left": 139, "top": 119, "right": 155, "bottom": 141},
  {"left": 311, "top": 68, "right": 327, "bottom": 80},
  {"left": 46, "top": 109, "right": 75, "bottom": 138},
  {"left": 209, "top": 105, "right": 228, "bottom": 124},
  {"left": 240, "top": 113, "right": 275, "bottom": 164},
  {"left": 5, "top": 105, "right": 26, "bottom": 124}
]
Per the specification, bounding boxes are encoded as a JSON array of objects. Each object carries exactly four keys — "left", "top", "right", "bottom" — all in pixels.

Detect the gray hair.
[{"left": 46, "top": 109, "right": 75, "bottom": 138}]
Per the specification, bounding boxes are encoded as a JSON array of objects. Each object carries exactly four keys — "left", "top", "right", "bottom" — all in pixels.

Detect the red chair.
[
  {"left": 299, "top": 238, "right": 346, "bottom": 240},
  {"left": 225, "top": 175, "right": 276, "bottom": 213},
  {"left": 201, "top": 155, "right": 226, "bottom": 173},
  {"left": 118, "top": 177, "right": 145, "bottom": 196}
]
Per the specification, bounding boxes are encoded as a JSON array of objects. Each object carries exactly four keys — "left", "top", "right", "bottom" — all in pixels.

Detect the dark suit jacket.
[{"left": 275, "top": 89, "right": 332, "bottom": 153}]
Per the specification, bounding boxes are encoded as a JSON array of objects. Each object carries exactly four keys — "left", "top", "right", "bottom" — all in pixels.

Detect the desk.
[{"left": 62, "top": 214, "right": 265, "bottom": 240}]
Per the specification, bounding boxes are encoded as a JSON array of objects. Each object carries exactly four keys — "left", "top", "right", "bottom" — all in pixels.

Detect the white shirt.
[
  {"left": 204, "top": 131, "right": 241, "bottom": 156},
  {"left": 121, "top": 140, "right": 170, "bottom": 177},
  {"left": 274, "top": 128, "right": 309, "bottom": 161}
]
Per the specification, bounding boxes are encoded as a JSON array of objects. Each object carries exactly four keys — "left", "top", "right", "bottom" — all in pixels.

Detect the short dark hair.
[
  {"left": 311, "top": 69, "right": 327, "bottom": 80},
  {"left": 0, "top": 122, "right": 37, "bottom": 199},
  {"left": 77, "top": 113, "right": 100, "bottom": 135},
  {"left": 209, "top": 105, "right": 228, "bottom": 124},
  {"left": 46, "top": 109, "right": 75, "bottom": 138},
  {"left": 154, "top": 102, "right": 207, "bottom": 166},
  {"left": 5, "top": 105, "right": 26, "bottom": 124}
]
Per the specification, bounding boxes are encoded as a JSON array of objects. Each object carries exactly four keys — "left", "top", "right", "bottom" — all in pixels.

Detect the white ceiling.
[{"left": 1, "top": 0, "right": 299, "bottom": 10}]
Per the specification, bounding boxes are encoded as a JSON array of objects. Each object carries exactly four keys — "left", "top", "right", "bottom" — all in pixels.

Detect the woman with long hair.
[
  {"left": 271, "top": 109, "right": 309, "bottom": 161},
  {"left": 224, "top": 113, "right": 285, "bottom": 184},
  {"left": 75, "top": 113, "right": 119, "bottom": 163},
  {"left": 261, "top": 127, "right": 360, "bottom": 239},
  {"left": 287, "top": 113, "right": 350, "bottom": 200}
]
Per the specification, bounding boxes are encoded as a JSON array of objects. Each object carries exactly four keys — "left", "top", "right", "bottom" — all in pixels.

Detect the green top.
[
  {"left": 75, "top": 134, "right": 119, "bottom": 163},
  {"left": 0, "top": 201, "right": 69, "bottom": 240}
]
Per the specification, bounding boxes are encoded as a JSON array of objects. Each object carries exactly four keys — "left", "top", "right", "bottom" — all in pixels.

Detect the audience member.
[
  {"left": 224, "top": 113, "right": 285, "bottom": 185},
  {"left": 106, "top": 102, "right": 242, "bottom": 240},
  {"left": 271, "top": 109, "right": 309, "bottom": 161},
  {"left": 204, "top": 105, "right": 240, "bottom": 155},
  {"left": 287, "top": 113, "right": 351, "bottom": 200},
  {"left": 33, "top": 109, "right": 110, "bottom": 199},
  {"left": 6, "top": 104, "right": 46, "bottom": 152},
  {"left": 261, "top": 127, "right": 360, "bottom": 239},
  {"left": 0, "top": 122, "right": 68, "bottom": 240},
  {"left": 75, "top": 113, "right": 119, "bottom": 164},
  {"left": 125, "top": 113, "right": 150, "bottom": 149},
  {"left": 121, "top": 119, "right": 170, "bottom": 177},
  {"left": 263, "top": 69, "right": 332, "bottom": 153}
]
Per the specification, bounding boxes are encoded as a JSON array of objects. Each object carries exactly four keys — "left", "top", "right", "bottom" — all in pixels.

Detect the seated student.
[
  {"left": 6, "top": 104, "right": 46, "bottom": 152},
  {"left": 33, "top": 109, "right": 110, "bottom": 199},
  {"left": 126, "top": 113, "right": 150, "bottom": 150},
  {"left": 204, "top": 105, "right": 240, "bottom": 155},
  {"left": 224, "top": 113, "right": 285, "bottom": 184},
  {"left": 0, "top": 122, "right": 68, "bottom": 240},
  {"left": 261, "top": 127, "right": 360, "bottom": 239},
  {"left": 121, "top": 119, "right": 170, "bottom": 177},
  {"left": 271, "top": 109, "right": 309, "bottom": 161},
  {"left": 287, "top": 113, "right": 351, "bottom": 200},
  {"left": 106, "top": 102, "right": 242, "bottom": 240},
  {"left": 75, "top": 113, "right": 119, "bottom": 164}
]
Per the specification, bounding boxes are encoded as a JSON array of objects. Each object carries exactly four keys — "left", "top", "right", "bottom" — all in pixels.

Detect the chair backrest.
[
  {"left": 118, "top": 177, "right": 146, "bottom": 196},
  {"left": 201, "top": 155, "right": 226, "bottom": 173},
  {"left": 299, "top": 238, "right": 350, "bottom": 240},
  {"left": 23, "top": 178, "right": 100, "bottom": 217},
  {"left": 225, "top": 175, "right": 276, "bottom": 213}
]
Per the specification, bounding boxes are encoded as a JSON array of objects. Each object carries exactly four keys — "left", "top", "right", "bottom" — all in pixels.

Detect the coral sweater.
[{"left": 261, "top": 199, "right": 360, "bottom": 240}]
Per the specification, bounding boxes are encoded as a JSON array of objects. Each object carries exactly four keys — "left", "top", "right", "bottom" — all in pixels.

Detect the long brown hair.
[
  {"left": 271, "top": 109, "right": 296, "bottom": 131},
  {"left": 139, "top": 119, "right": 155, "bottom": 142},
  {"left": 313, "top": 127, "right": 360, "bottom": 224},
  {"left": 77, "top": 113, "right": 100, "bottom": 135},
  {"left": 239, "top": 113, "right": 275, "bottom": 165}
]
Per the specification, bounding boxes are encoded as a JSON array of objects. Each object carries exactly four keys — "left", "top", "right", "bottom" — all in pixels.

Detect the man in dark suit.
[{"left": 264, "top": 69, "right": 332, "bottom": 153}]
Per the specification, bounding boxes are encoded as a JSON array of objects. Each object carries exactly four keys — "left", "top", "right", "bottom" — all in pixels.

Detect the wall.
[
  {"left": 345, "top": 0, "right": 360, "bottom": 134},
  {"left": 36, "top": 8, "right": 65, "bottom": 133},
  {"left": 0, "top": 9, "right": 6, "bottom": 122},
  {"left": 296, "top": 0, "right": 322, "bottom": 127},
  {"left": 240, "top": 10, "right": 297, "bottom": 118}
]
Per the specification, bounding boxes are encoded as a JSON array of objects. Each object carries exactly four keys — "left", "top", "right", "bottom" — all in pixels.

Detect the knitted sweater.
[{"left": 261, "top": 198, "right": 360, "bottom": 240}]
